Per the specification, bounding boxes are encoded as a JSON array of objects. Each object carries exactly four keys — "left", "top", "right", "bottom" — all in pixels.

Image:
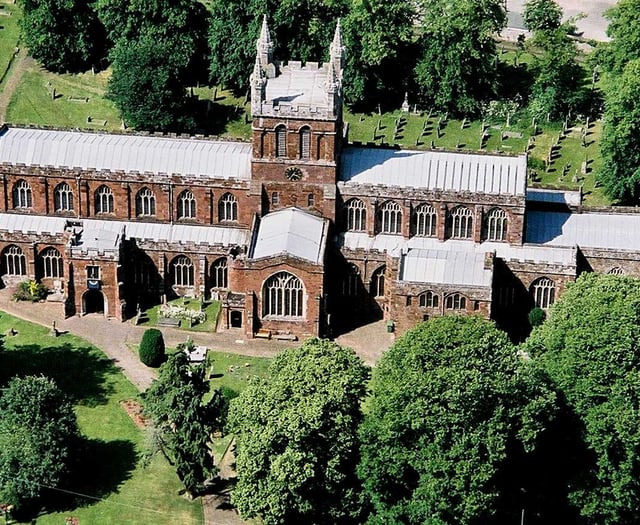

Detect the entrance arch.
[{"left": 83, "top": 289, "right": 105, "bottom": 315}]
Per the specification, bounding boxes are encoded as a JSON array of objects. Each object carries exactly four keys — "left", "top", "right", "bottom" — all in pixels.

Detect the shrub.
[
  {"left": 139, "top": 329, "right": 165, "bottom": 367},
  {"left": 528, "top": 307, "right": 546, "bottom": 327},
  {"left": 12, "top": 280, "right": 48, "bottom": 302}
]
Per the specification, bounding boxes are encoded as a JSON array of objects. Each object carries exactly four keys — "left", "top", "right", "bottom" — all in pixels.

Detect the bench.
[
  {"left": 255, "top": 329, "right": 271, "bottom": 339},
  {"left": 274, "top": 333, "right": 297, "bottom": 341},
  {"left": 157, "top": 317, "right": 180, "bottom": 328}
]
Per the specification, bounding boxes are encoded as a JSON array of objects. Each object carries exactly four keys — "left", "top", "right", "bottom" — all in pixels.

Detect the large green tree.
[
  {"left": 359, "top": 316, "right": 558, "bottom": 524},
  {"left": 522, "top": 0, "right": 563, "bottom": 32},
  {"left": 19, "top": 0, "right": 103, "bottom": 73},
  {"left": 143, "top": 347, "right": 224, "bottom": 495},
  {"left": 601, "top": 0, "right": 640, "bottom": 74},
  {"left": 413, "top": 0, "right": 506, "bottom": 116},
  {"left": 598, "top": 59, "right": 640, "bottom": 202},
  {"left": 229, "top": 338, "right": 369, "bottom": 525},
  {"left": 525, "top": 273, "right": 640, "bottom": 525},
  {"left": 0, "top": 375, "right": 80, "bottom": 510}
]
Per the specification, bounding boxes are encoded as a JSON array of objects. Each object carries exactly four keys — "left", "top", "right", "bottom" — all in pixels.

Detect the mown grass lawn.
[
  {"left": 0, "top": 312, "right": 203, "bottom": 525},
  {"left": 0, "top": 1, "right": 21, "bottom": 89},
  {"left": 140, "top": 298, "right": 221, "bottom": 332}
]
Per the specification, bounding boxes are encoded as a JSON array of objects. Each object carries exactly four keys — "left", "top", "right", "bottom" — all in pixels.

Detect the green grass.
[
  {"left": 140, "top": 298, "right": 221, "bottom": 332},
  {"left": 0, "top": 312, "right": 203, "bottom": 525},
  {"left": 0, "top": 1, "right": 21, "bottom": 89},
  {"left": 206, "top": 351, "right": 272, "bottom": 396}
]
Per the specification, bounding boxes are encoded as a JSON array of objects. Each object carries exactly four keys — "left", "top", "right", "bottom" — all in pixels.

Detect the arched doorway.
[
  {"left": 230, "top": 310, "right": 242, "bottom": 328},
  {"left": 83, "top": 289, "right": 105, "bottom": 315}
]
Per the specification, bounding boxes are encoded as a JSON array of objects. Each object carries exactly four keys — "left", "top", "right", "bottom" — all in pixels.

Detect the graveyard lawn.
[
  {"left": 0, "top": 1, "right": 21, "bottom": 90},
  {"left": 0, "top": 312, "right": 203, "bottom": 525}
]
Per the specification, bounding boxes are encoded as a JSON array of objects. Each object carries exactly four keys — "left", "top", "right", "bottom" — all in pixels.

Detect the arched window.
[
  {"left": 370, "top": 266, "right": 385, "bottom": 297},
  {"left": 171, "top": 256, "right": 194, "bottom": 287},
  {"left": 177, "top": 190, "right": 196, "bottom": 219},
  {"left": 485, "top": 208, "right": 508, "bottom": 241},
  {"left": 346, "top": 199, "right": 366, "bottom": 231},
  {"left": 299, "top": 126, "right": 311, "bottom": 159},
  {"left": 95, "top": 185, "right": 114, "bottom": 214},
  {"left": 54, "top": 182, "right": 73, "bottom": 212},
  {"left": 40, "top": 247, "right": 63, "bottom": 278},
  {"left": 275, "top": 125, "right": 287, "bottom": 158},
  {"left": 415, "top": 204, "right": 437, "bottom": 237},
  {"left": 134, "top": 256, "right": 156, "bottom": 286},
  {"left": 211, "top": 257, "right": 228, "bottom": 289},
  {"left": 445, "top": 293, "right": 466, "bottom": 310},
  {"left": 2, "top": 245, "right": 26, "bottom": 276},
  {"left": 450, "top": 206, "right": 473, "bottom": 239},
  {"left": 531, "top": 277, "right": 555, "bottom": 309},
  {"left": 307, "top": 193, "right": 315, "bottom": 207},
  {"left": 136, "top": 187, "right": 156, "bottom": 217},
  {"left": 380, "top": 201, "right": 402, "bottom": 234},
  {"left": 608, "top": 267, "right": 624, "bottom": 276},
  {"left": 12, "top": 180, "right": 32, "bottom": 209},
  {"left": 342, "top": 264, "right": 361, "bottom": 296},
  {"left": 219, "top": 193, "right": 238, "bottom": 222},
  {"left": 263, "top": 272, "right": 304, "bottom": 317},
  {"left": 419, "top": 291, "right": 439, "bottom": 308}
]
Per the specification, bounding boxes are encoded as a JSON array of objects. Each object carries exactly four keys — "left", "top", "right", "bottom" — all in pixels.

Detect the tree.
[
  {"left": 143, "top": 346, "right": 224, "bottom": 495},
  {"left": 107, "top": 35, "right": 195, "bottom": 132},
  {"left": 523, "top": 0, "right": 563, "bottom": 32},
  {"left": 525, "top": 273, "right": 640, "bottom": 525},
  {"left": 359, "top": 316, "right": 558, "bottom": 524},
  {"left": 598, "top": 59, "right": 640, "bottom": 202},
  {"left": 138, "top": 328, "right": 165, "bottom": 367},
  {"left": 19, "top": 0, "right": 104, "bottom": 73},
  {"left": 0, "top": 376, "right": 80, "bottom": 510},
  {"left": 229, "top": 338, "right": 369, "bottom": 525},
  {"left": 413, "top": 0, "right": 506, "bottom": 116},
  {"left": 342, "top": 0, "right": 417, "bottom": 109},
  {"left": 601, "top": 0, "right": 640, "bottom": 74}
]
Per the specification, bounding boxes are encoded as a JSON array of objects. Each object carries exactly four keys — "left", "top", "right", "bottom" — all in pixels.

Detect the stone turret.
[
  {"left": 256, "top": 15, "right": 273, "bottom": 68},
  {"left": 250, "top": 56, "right": 266, "bottom": 115},
  {"left": 329, "top": 19, "right": 345, "bottom": 77}
]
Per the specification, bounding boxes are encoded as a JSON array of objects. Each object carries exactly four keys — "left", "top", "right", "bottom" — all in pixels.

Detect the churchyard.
[{"left": 0, "top": 1, "right": 20, "bottom": 90}]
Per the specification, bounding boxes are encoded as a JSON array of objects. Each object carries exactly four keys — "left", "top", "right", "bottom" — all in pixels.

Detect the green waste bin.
[{"left": 386, "top": 320, "right": 395, "bottom": 333}]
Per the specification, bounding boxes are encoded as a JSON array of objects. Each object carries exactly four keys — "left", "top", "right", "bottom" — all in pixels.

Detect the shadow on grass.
[
  {"left": 0, "top": 342, "right": 117, "bottom": 406},
  {"left": 192, "top": 98, "right": 245, "bottom": 136}
]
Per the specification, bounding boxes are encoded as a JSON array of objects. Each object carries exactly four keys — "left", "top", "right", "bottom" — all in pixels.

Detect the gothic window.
[
  {"left": 380, "top": 201, "right": 402, "bottom": 234},
  {"left": 2, "top": 245, "right": 26, "bottom": 276},
  {"left": 276, "top": 125, "right": 287, "bottom": 158},
  {"left": 177, "top": 190, "right": 196, "bottom": 219},
  {"left": 263, "top": 272, "right": 304, "bottom": 317},
  {"left": 415, "top": 203, "right": 437, "bottom": 237},
  {"left": 40, "top": 247, "right": 63, "bottom": 278},
  {"left": 136, "top": 187, "right": 156, "bottom": 217},
  {"left": 450, "top": 206, "right": 473, "bottom": 239},
  {"left": 485, "top": 208, "right": 508, "bottom": 241},
  {"left": 134, "top": 257, "right": 156, "bottom": 286},
  {"left": 346, "top": 199, "right": 366, "bottom": 231},
  {"left": 419, "top": 291, "right": 439, "bottom": 308},
  {"left": 370, "top": 266, "right": 385, "bottom": 298},
  {"left": 300, "top": 126, "right": 311, "bottom": 159},
  {"left": 54, "top": 182, "right": 73, "bottom": 212},
  {"left": 87, "top": 265, "right": 100, "bottom": 279},
  {"left": 342, "top": 264, "right": 361, "bottom": 296},
  {"left": 608, "top": 267, "right": 624, "bottom": 276},
  {"left": 171, "top": 255, "right": 194, "bottom": 287},
  {"left": 445, "top": 293, "right": 466, "bottom": 310},
  {"left": 95, "top": 185, "right": 114, "bottom": 214},
  {"left": 271, "top": 192, "right": 279, "bottom": 206},
  {"left": 219, "top": 192, "right": 238, "bottom": 222},
  {"left": 12, "top": 180, "right": 32, "bottom": 209},
  {"left": 531, "top": 277, "right": 555, "bottom": 309},
  {"left": 307, "top": 193, "right": 315, "bottom": 207},
  {"left": 211, "top": 257, "right": 228, "bottom": 289}
]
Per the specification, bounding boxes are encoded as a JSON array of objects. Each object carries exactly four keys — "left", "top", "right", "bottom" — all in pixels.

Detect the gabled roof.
[
  {"left": 339, "top": 147, "right": 527, "bottom": 196},
  {"left": 0, "top": 127, "right": 251, "bottom": 180},
  {"left": 251, "top": 207, "right": 328, "bottom": 264}
]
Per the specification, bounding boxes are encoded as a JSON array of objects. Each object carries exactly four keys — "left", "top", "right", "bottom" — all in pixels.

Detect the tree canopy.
[
  {"left": 525, "top": 273, "right": 640, "bottom": 524},
  {"left": 522, "top": 0, "right": 563, "bottom": 32},
  {"left": 229, "top": 338, "right": 369, "bottom": 525},
  {"left": 359, "top": 316, "right": 558, "bottom": 524},
  {"left": 0, "top": 375, "right": 80, "bottom": 510},
  {"left": 602, "top": 0, "right": 640, "bottom": 74}
]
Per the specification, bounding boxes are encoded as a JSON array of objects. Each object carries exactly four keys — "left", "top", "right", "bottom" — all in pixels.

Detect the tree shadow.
[
  {"left": 0, "top": 342, "right": 117, "bottom": 407},
  {"left": 191, "top": 98, "right": 246, "bottom": 136}
]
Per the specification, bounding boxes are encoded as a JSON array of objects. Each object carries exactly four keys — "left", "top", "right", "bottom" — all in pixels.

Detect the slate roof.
[{"left": 400, "top": 249, "right": 492, "bottom": 287}]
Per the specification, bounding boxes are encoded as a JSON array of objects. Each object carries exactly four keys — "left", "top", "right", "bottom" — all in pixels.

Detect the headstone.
[{"left": 401, "top": 92, "right": 410, "bottom": 113}]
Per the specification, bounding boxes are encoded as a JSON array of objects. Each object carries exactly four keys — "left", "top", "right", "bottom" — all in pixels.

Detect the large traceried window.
[
  {"left": 211, "top": 257, "right": 228, "bottom": 289},
  {"left": 219, "top": 193, "right": 238, "bottom": 222},
  {"left": 40, "top": 247, "right": 63, "bottom": 278},
  {"left": 485, "top": 208, "right": 508, "bottom": 241},
  {"left": 380, "top": 201, "right": 402, "bottom": 234},
  {"left": 299, "top": 127, "right": 311, "bottom": 159},
  {"left": 531, "top": 277, "right": 555, "bottom": 309},
  {"left": 171, "top": 255, "right": 194, "bottom": 287},
  {"left": 134, "top": 257, "right": 156, "bottom": 286},
  {"left": 450, "top": 206, "right": 473, "bottom": 239},
  {"left": 2, "top": 245, "right": 26, "bottom": 276},
  {"left": 263, "top": 272, "right": 303, "bottom": 317},
  {"left": 342, "top": 264, "right": 361, "bottom": 296},
  {"left": 275, "top": 125, "right": 287, "bottom": 158},
  {"left": 54, "top": 182, "right": 73, "bottom": 212},
  {"left": 415, "top": 203, "right": 437, "bottom": 237},
  {"left": 12, "top": 180, "right": 32, "bottom": 209},
  {"left": 136, "top": 187, "right": 156, "bottom": 217},
  {"left": 95, "top": 185, "right": 114, "bottom": 214},
  {"left": 419, "top": 291, "right": 439, "bottom": 308},
  {"left": 445, "top": 293, "right": 466, "bottom": 310},
  {"left": 370, "top": 266, "right": 385, "bottom": 298},
  {"left": 346, "top": 199, "right": 366, "bottom": 231},
  {"left": 177, "top": 190, "right": 196, "bottom": 219}
]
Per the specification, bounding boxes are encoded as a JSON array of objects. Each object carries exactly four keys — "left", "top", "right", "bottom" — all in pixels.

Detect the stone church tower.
[{"left": 250, "top": 17, "right": 345, "bottom": 222}]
